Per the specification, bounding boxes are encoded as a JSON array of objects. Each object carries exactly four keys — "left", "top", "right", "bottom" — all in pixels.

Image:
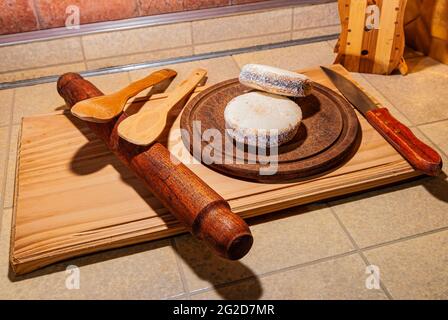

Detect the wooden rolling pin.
[{"left": 57, "top": 73, "right": 253, "bottom": 260}]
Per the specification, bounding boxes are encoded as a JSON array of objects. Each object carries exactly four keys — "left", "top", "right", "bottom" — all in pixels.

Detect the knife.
[{"left": 321, "top": 66, "right": 442, "bottom": 176}]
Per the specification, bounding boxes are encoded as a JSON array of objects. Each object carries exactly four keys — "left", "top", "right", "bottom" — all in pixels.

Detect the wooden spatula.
[
  {"left": 71, "top": 69, "right": 177, "bottom": 123},
  {"left": 118, "top": 68, "right": 207, "bottom": 146}
]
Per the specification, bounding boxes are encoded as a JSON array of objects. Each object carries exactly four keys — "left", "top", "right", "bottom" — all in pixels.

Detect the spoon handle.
[{"left": 118, "top": 69, "right": 178, "bottom": 99}]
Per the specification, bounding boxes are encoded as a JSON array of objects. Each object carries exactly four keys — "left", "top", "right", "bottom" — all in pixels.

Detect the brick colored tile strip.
[{"left": 0, "top": 0, "right": 268, "bottom": 36}]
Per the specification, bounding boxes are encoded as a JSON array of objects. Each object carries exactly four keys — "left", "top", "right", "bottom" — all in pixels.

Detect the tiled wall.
[
  {"left": 0, "top": 0, "right": 266, "bottom": 35},
  {"left": 0, "top": 2, "right": 341, "bottom": 83}
]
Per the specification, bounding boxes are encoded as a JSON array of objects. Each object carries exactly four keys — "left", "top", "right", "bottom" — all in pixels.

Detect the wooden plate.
[{"left": 180, "top": 79, "right": 360, "bottom": 181}]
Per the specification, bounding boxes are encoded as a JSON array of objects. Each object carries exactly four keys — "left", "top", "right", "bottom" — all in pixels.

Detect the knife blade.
[{"left": 321, "top": 66, "right": 442, "bottom": 176}]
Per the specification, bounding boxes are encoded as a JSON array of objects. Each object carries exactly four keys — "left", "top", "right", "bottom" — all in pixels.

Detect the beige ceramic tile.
[
  {"left": 192, "top": 8, "right": 292, "bottom": 44},
  {"left": 348, "top": 72, "right": 412, "bottom": 126},
  {"left": 419, "top": 120, "right": 448, "bottom": 156},
  {"left": 232, "top": 41, "right": 336, "bottom": 71},
  {"left": 175, "top": 204, "right": 354, "bottom": 292},
  {"left": 3, "top": 125, "right": 20, "bottom": 209},
  {"left": 84, "top": 72, "right": 131, "bottom": 95},
  {"left": 0, "top": 62, "right": 86, "bottom": 83},
  {"left": 13, "top": 82, "right": 66, "bottom": 124},
  {"left": 0, "top": 38, "right": 84, "bottom": 73},
  {"left": 192, "top": 254, "right": 387, "bottom": 300},
  {"left": 129, "top": 56, "right": 241, "bottom": 99},
  {"left": 327, "top": 38, "right": 338, "bottom": 49},
  {"left": 330, "top": 141, "right": 448, "bottom": 248},
  {"left": 194, "top": 33, "right": 291, "bottom": 55},
  {"left": 293, "top": 2, "right": 340, "bottom": 30},
  {"left": 361, "top": 57, "right": 448, "bottom": 125},
  {"left": 86, "top": 46, "right": 193, "bottom": 70},
  {"left": 0, "top": 127, "right": 10, "bottom": 207},
  {"left": 0, "top": 208, "right": 184, "bottom": 299},
  {"left": 82, "top": 23, "right": 192, "bottom": 60},
  {"left": 364, "top": 230, "right": 448, "bottom": 299},
  {"left": 0, "top": 89, "right": 14, "bottom": 127},
  {"left": 292, "top": 25, "right": 341, "bottom": 40}
]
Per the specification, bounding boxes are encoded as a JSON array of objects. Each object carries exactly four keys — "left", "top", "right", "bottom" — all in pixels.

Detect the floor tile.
[
  {"left": 3, "top": 125, "right": 20, "bottom": 209},
  {"left": 0, "top": 89, "right": 14, "bottom": 127},
  {"left": 129, "top": 56, "right": 241, "bottom": 98},
  {"left": 330, "top": 137, "right": 448, "bottom": 248},
  {"left": 349, "top": 72, "right": 412, "bottom": 126},
  {"left": 0, "top": 208, "right": 184, "bottom": 299},
  {"left": 419, "top": 120, "right": 448, "bottom": 156},
  {"left": 0, "top": 127, "right": 10, "bottom": 207},
  {"left": 232, "top": 41, "right": 336, "bottom": 71},
  {"left": 194, "top": 33, "right": 291, "bottom": 55},
  {"left": 13, "top": 82, "right": 66, "bottom": 124},
  {"left": 0, "top": 62, "right": 86, "bottom": 83},
  {"left": 0, "top": 37, "right": 84, "bottom": 73},
  {"left": 364, "top": 230, "right": 448, "bottom": 299},
  {"left": 362, "top": 57, "right": 448, "bottom": 125},
  {"left": 192, "top": 8, "right": 292, "bottom": 44},
  {"left": 82, "top": 22, "right": 192, "bottom": 60},
  {"left": 175, "top": 204, "right": 354, "bottom": 292},
  {"left": 84, "top": 72, "right": 131, "bottom": 95},
  {"left": 192, "top": 254, "right": 387, "bottom": 300}
]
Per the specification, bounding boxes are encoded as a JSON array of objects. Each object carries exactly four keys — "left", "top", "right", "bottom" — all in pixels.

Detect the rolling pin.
[{"left": 57, "top": 73, "right": 253, "bottom": 260}]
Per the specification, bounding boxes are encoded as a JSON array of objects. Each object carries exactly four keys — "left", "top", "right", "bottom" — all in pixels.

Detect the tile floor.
[{"left": 0, "top": 40, "right": 447, "bottom": 300}]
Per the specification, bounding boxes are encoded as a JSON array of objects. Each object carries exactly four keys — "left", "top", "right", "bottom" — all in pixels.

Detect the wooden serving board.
[
  {"left": 10, "top": 65, "right": 421, "bottom": 275},
  {"left": 180, "top": 80, "right": 360, "bottom": 181}
]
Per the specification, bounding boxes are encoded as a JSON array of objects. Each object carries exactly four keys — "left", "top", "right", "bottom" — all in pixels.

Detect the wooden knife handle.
[
  {"left": 366, "top": 108, "right": 442, "bottom": 176},
  {"left": 57, "top": 72, "right": 253, "bottom": 260}
]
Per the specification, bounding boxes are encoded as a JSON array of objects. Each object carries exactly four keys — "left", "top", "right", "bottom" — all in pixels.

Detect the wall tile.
[
  {"left": 0, "top": 38, "right": 84, "bottom": 73},
  {"left": 184, "top": 0, "right": 230, "bottom": 11},
  {"left": 82, "top": 22, "right": 192, "bottom": 60},
  {"left": 35, "top": 0, "right": 139, "bottom": 29},
  {"left": 138, "top": 0, "right": 184, "bottom": 15},
  {"left": 292, "top": 24, "right": 341, "bottom": 40},
  {"left": 194, "top": 32, "right": 291, "bottom": 55},
  {"left": 0, "top": 0, "right": 39, "bottom": 35},
  {"left": 192, "top": 8, "right": 292, "bottom": 44},
  {"left": 293, "top": 2, "right": 340, "bottom": 30},
  {"left": 232, "top": 0, "right": 265, "bottom": 4},
  {"left": 86, "top": 46, "right": 193, "bottom": 70}
]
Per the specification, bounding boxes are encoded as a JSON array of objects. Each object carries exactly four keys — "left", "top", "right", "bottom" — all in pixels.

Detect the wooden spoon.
[
  {"left": 118, "top": 68, "right": 207, "bottom": 146},
  {"left": 71, "top": 69, "right": 177, "bottom": 123}
]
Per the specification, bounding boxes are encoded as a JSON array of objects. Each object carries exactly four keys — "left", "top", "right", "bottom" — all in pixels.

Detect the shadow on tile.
[
  {"left": 172, "top": 239, "right": 263, "bottom": 300},
  {"left": 403, "top": 56, "right": 440, "bottom": 74},
  {"left": 8, "top": 239, "right": 170, "bottom": 282},
  {"left": 330, "top": 173, "right": 448, "bottom": 206}
]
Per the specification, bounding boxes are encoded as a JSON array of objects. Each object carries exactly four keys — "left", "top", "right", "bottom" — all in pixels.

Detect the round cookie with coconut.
[
  {"left": 239, "top": 64, "right": 313, "bottom": 97},
  {"left": 224, "top": 91, "right": 302, "bottom": 148}
]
